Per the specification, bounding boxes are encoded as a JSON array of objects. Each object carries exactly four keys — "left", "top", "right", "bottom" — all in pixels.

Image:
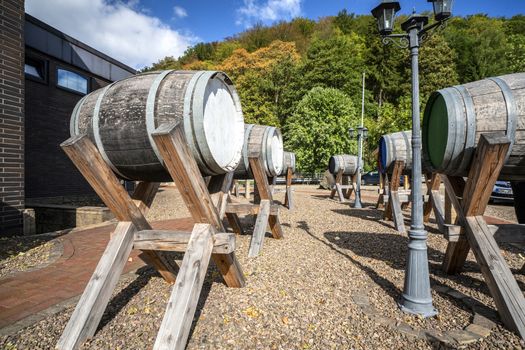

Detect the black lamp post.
[
  {"left": 349, "top": 126, "right": 368, "bottom": 208},
  {"left": 371, "top": 0, "right": 453, "bottom": 318}
]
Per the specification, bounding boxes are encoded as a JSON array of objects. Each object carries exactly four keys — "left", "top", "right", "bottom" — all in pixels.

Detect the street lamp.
[
  {"left": 371, "top": 0, "right": 454, "bottom": 318},
  {"left": 349, "top": 126, "right": 368, "bottom": 209}
]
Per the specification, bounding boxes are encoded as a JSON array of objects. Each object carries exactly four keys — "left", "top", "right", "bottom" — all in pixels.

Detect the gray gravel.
[{"left": 1, "top": 185, "right": 524, "bottom": 349}]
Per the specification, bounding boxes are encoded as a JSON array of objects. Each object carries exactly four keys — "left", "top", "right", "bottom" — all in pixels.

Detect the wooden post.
[
  {"left": 423, "top": 173, "right": 445, "bottom": 231},
  {"left": 152, "top": 122, "right": 245, "bottom": 288},
  {"left": 442, "top": 134, "right": 510, "bottom": 274},
  {"left": 245, "top": 180, "right": 251, "bottom": 200},
  {"left": 249, "top": 155, "right": 284, "bottom": 240},
  {"left": 154, "top": 224, "right": 214, "bottom": 350},
  {"left": 383, "top": 160, "right": 405, "bottom": 233},
  {"left": 248, "top": 199, "right": 270, "bottom": 257},
  {"left": 132, "top": 182, "right": 160, "bottom": 215},
  {"left": 61, "top": 135, "right": 178, "bottom": 283},
  {"left": 284, "top": 167, "right": 293, "bottom": 210},
  {"left": 57, "top": 222, "right": 136, "bottom": 350},
  {"left": 376, "top": 172, "right": 387, "bottom": 209}
]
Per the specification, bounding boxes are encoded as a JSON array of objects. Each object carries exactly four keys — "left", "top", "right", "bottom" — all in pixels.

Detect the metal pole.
[
  {"left": 354, "top": 73, "right": 365, "bottom": 209},
  {"left": 399, "top": 27, "right": 437, "bottom": 317}
]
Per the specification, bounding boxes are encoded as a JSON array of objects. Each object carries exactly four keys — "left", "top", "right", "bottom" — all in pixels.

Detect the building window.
[
  {"left": 24, "top": 57, "right": 47, "bottom": 83},
  {"left": 57, "top": 68, "right": 88, "bottom": 95}
]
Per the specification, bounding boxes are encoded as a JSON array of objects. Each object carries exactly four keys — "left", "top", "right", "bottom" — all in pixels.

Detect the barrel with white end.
[
  {"left": 70, "top": 70, "right": 245, "bottom": 182},
  {"left": 423, "top": 72, "right": 525, "bottom": 180},
  {"left": 280, "top": 152, "right": 296, "bottom": 175},
  {"left": 235, "top": 124, "right": 284, "bottom": 178},
  {"left": 328, "top": 155, "right": 358, "bottom": 175},
  {"left": 378, "top": 130, "right": 412, "bottom": 174}
]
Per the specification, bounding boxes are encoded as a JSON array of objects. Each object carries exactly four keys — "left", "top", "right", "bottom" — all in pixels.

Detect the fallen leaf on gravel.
[
  {"left": 281, "top": 316, "right": 289, "bottom": 325},
  {"left": 243, "top": 306, "right": 260, "bottom": 318}
]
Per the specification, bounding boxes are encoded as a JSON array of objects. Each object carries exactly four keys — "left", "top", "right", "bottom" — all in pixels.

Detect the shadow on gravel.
[
  {"left": 98, "top": 265, "right": 157, "bottom": 331},
  {"left": 297, "top": 220, "right": 401, "bottom": 302},
  {"left": 96, "top": 259, "right": 217, "bottom": 342}
]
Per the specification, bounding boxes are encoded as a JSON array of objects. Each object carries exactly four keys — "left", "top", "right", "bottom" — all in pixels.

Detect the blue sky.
[
  {"left": 145, "top": 0, "right": 525, "bottom": 42},
  {"left": 26, "top": 0, "right": 525, "bottom": 69}
]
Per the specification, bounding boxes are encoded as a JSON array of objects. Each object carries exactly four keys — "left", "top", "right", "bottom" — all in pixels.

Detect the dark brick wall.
[
  {"left": 25, "top": 49, "right": 112, "bottom": 199},
  {"left": 1, "top": 0, "right": 25, "bottom": 235}
]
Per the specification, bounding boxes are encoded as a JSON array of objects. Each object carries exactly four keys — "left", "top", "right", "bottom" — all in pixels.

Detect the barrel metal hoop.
[
  {"left": 145, "top": 70, "right": 174, "bottom": 166},
  {"left": 453, "top": 85, "right": 477, "bottom": 173},
  {"left": 243, "top": 124, "right": 255, "bottom": 175},
  {"left": 70, "top": 95, "right": 88, "bottom": 137},
  {"left": 92, "top": 83, "right": 129, "bottom": 179},
  {"left": 192, "top": 71, "right": 226, "bottom": 175},
  {"left": 262, "top": 126, "right": 274, "bottom": 176},
  {"left": 488, "top": 77, "right": 517, "bottom": 162},
  {"left": 401, "top": 131, "right": 411, "bottom": 167},
  {"left": 183, "top": 71, "right": 208, "bottom": 173}
]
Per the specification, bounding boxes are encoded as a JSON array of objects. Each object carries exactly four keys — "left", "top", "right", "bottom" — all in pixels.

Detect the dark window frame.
[
  {"left": 24, "top": 56, "right": 48, "bottom": 84},
  {"left": 55, "top": 67, "right": 90, "bottom": 96}
]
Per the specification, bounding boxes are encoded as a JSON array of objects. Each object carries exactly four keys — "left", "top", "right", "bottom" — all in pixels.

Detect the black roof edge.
[{"left": 25, "top": 13, "right": 137, "bottom": 75}]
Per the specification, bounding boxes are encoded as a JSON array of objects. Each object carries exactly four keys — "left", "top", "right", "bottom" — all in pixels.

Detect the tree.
[
  {"left": 285, "top": 87, "right": 358, "bottom": 174},
  {"left": 300, "top": 32, "right": 366, "bottom": 103}
]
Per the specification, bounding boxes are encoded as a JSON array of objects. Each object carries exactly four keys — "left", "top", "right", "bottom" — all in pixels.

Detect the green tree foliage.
[{"left": 285, "top": 87, "right": 357, "bottom": 174}]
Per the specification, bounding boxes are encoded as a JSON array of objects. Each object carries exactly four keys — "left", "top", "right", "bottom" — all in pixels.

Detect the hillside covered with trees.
[{"left": 144, "top": 11, "right": 525, "bottom": 174}]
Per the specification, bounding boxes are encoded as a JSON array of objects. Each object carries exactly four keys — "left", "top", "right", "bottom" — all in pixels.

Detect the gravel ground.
[
  {"left": 1, "top": 185, "right": 524, "bottom": 349},
  {"left": 0, "top": 235, "right": 62, "bottom": 279}
]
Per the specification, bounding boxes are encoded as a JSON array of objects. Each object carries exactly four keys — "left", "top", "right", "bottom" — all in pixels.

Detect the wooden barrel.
[
  {"left": 423, "top": 73, "right": 525, "bottom": 180},
  {"left": 328, "top": 155, "right": 357, "bottom": 175},
  {"left": 70, "top": 70, "right": 245, "bottom": 182},
  {"left": 378, "top": 130, "right": 412, "bottom": 174},
  {"left": 281, "top": 151, "right": 296, "bottom": 175},
  {"left": 234, "top": 124, "right": 284, "bottom": 178}
]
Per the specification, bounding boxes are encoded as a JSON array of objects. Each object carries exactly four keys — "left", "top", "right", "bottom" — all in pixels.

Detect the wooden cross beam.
[
  {"left": 440, "top": 134, "right": 525, "bottom": 339},
  {"left": 376, "top": 172, "right": 387, "bottom": 209}
]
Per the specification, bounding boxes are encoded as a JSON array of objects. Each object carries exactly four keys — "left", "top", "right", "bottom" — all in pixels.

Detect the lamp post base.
[{"left": 399, "top": 227, "right": 438, "bottom": 318}]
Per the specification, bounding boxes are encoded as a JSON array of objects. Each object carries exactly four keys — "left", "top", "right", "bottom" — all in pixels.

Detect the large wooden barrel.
[
  {"left": 378, "top": 130, "right": 412, "bottom": 174},
  {"left": 234, "top": 124, "right": 284, "bottom": 178},
  {"left": 423, "top": 73, "right": 525, "bottom": 180},
  {"left": 70, "top": 70, "right": 245, "bottom": 182},
  {"left": 281, "top": 151, "right": 296, "bottom": 175},
  {"left": 328, "top": 155, "right": 357, "bottom": 175}
]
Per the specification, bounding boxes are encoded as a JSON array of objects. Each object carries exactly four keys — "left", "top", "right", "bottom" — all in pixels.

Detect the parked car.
[
  {"left": 362, "top": 171, "right": 380, "bottom": 185},
  {"left": 490, "top": 181, "right": 514, "bottom": 203}
]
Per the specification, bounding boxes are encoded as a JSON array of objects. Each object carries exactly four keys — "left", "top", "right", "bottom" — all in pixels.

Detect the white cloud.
[
  {"left": 236, "top": 0, "right": 302, "bottom": 27},
  {"left": 25, "top": 0, "right": 197, "bottom": 69},
  {"left": 173, "top": 6, "right": 188, "bottom": 18}
]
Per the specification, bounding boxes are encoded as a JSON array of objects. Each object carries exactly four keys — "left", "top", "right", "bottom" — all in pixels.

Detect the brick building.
[{"left": 0, "top": 1, "right": 136, "bottom": 235}]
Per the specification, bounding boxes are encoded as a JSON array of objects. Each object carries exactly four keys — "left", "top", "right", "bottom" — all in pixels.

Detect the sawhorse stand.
[
  {"left": 225, "top": 153, "right": 284, "bottom": 257},
  {"left": 329, "top": 169, "right": 357, "bottom": 203},
  {"left": 439, "top": 134, "right": 525, "bottom": 339},
  {"left": 57, "top": 122, "right": 245, "bottom": 350}
]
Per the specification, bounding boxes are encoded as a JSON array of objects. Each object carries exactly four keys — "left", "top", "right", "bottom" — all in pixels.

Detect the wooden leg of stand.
[
  {"left": 249, "top": 156, "right": 284, "bottom": 239},
  {"left": 423, "top": 173, "right": 440, "bottom": 222},
  {"left": 464, "top": 216, "right": 525, "bottom": 338},
  {"left": 154, "top": 224, "right": 214, "bottom": 350},
  {"left": 390, "top": 191, "right": 405, "bottom": 233},
  {"left": 152, "top": 123, "right": 245, "bottom": 288},
  {"left": 284, "top": 167, "right": 293, "bottom": 210},
  {"left": 442, "top": 135, "right": 510, "bottom": 274},
  {"left": 248, "top": 199, "right": 270, "bottom": 257},
  {"left": 226, "top": 196, "right": 244, "bottom": 235},
  {"left": 57, "top": 222, "right": 136, "bottom": 349},
  {"left": 61, "top": 135, "right": 178, "bottom": 283},
  {"left": 208, "top": 173, "right": 234, "bottom": 219},
  {"left": 132, "top": 181, "right": 160, "bottom": 215},
  {"left": 330, "top": 170, "right": 343, "bottom": 199},
  {"left": 384, "top": 161, "right": 404, "bottom": 221}
]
